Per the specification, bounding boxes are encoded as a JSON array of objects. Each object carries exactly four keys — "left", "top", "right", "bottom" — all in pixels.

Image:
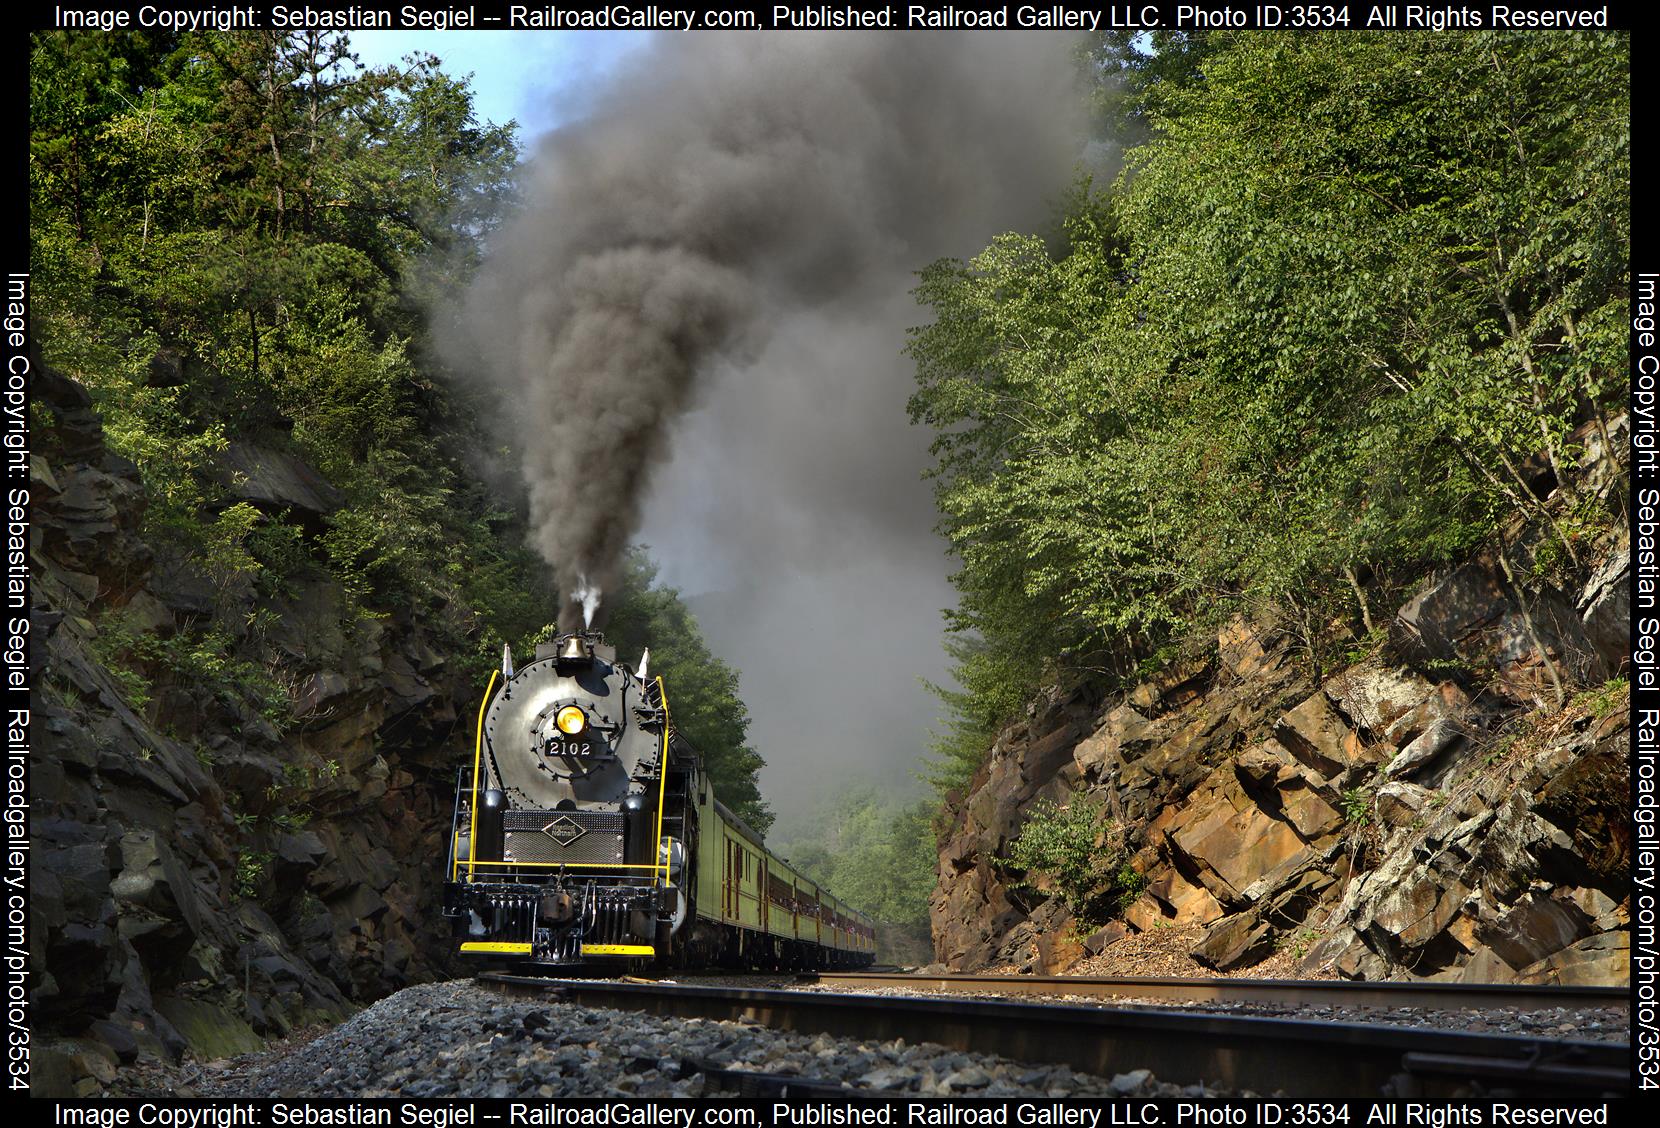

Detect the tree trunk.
[
  {"left": 264, "top": 44, "right": 286, "bottom": 241},
  {"left": 141, "top": 92, "right": 156, "bottom": 253},
  {"left": 1497, "top": 289, "right": 1576, "bottom": 507},
  {"left": 1493, "top": 446, "right": 1580, "bottom": 569},
  {"left": 1495, "top": 535, "right": 1566, "bottom": 710},
  {"left": 1343, "top": 562, "right": 1375, "bottom": 635},
  {"left": 1562, "top": 310, "right": 1628, "bottom": 529}
]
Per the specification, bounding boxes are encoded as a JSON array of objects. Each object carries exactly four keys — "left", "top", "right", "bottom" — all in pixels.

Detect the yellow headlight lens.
[{"left": 555, "top": 706, "right": 587, "bottom": 736}]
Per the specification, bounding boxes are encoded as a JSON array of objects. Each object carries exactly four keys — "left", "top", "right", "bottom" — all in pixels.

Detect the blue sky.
[{"left": 348, "top": 30, "right": 647, "bottom": 142}]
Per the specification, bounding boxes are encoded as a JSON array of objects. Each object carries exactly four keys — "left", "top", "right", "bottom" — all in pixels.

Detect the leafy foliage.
[
  {"left": 1570, "top": 675, "right": 1628, "bottom": 721},
  {"left": 910, "top": 31, "right": 1629, "bottom": 791},
  {"left": 33, "top": 29, "right": 776, "bottom": 826},
  {"left": 90, "top": 607, "right": 289, "bottom": 731},
  {"left": 1003, "top": 795, "right": 1137, "bottom": 927},
  {"left": 1339, "top": 786, "right": 1374, "bottom": 828}
]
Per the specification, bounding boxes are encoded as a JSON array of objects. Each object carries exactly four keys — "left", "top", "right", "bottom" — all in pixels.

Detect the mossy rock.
[
  {"left": 29, "top": 1044, "right": 84, "bottom": 1098},
  {"left": 154, "top": 996, "right": 263, "bottom": 1060}
]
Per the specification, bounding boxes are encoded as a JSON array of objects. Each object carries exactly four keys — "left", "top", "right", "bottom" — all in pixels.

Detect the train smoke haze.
[{"left": 458, "top": 33, "right": 1085, "bottom": 810}]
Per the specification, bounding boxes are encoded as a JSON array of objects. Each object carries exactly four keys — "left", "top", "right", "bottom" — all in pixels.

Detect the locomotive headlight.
[{"left": 555, "top": 706, "right": 588, "bottom": 736}]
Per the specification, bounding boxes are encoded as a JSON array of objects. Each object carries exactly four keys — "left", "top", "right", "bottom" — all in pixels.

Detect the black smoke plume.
[{"left": 462, "top": 33, "right": 1083, "bottom": 632}]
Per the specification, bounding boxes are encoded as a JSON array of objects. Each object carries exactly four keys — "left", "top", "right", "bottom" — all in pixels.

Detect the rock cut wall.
[
  {"left": 32, "top": 365, "right": 481, "bottom": 1093},
  {"left": 932, "top": 459, "right": 1630, "bottom": 986}
]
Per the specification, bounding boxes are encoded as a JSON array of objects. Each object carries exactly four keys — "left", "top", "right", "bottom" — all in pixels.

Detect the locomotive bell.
[{"left": 555, "top": 634, "right": 593, "bottom": 673}]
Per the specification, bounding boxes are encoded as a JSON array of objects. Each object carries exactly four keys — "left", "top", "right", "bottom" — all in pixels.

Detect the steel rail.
[
  {"left": 475, "top": 973, "right": 1628, "bottom": 1099},
  {"left": 808, "top": 971, "right": 1631, "bottom": 1013}
]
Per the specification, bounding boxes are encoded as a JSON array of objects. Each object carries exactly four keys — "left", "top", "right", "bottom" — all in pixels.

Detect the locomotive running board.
[
  {"left": 460, "top": 942, "right": 533, "bottom": 954},
  {"left": 580, "top": 944, "right": 655, "bottom": 956}
]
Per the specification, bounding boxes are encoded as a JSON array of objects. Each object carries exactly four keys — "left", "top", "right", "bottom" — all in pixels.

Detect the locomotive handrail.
[
  {"left": 464, "top": 669, "right": 501, "bottom": 882},
  {"left": 462, "top": 860, "right": 664, "bottom": 871},
  {"left": 652, "top": 675, "right": 671, "bottom": 886},
  {"left": 445, "top": 765, "right": 466, "bottom": 879}
]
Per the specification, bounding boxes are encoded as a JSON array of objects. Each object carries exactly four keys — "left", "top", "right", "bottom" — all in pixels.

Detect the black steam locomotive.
[{"left": 443, "top": 631, "right": 875, "bottom": 969}]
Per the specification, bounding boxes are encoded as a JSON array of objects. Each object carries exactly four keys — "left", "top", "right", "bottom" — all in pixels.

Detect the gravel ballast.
[
  {"left": 183, "top": 980, "right": 1238, "bottom": 1099},
  {"left": 113, "top": 975, "right": 1625, "bottom": 1099}
]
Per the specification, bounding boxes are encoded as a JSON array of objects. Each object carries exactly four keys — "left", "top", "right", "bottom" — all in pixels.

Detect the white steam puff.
[
  {"left": 572, "top": 572, "right": 602, "bottom": 630},
  {"left": 461, "top": 33, "right": 1084, "bottom": 633}
]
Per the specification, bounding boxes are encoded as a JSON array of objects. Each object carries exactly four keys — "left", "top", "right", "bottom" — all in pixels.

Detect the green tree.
[
  {"left": 774, "top": 787, "right": 939, "bottom": 963},
  {"left": 30, "top": 29, "right": 551, "bottom": 733},
  {"left": 909, "top": 31, "right": 1629, "bottom": 790},
  {"left": 1004, "top": 794, "right": 1139, "bottom": 927}
]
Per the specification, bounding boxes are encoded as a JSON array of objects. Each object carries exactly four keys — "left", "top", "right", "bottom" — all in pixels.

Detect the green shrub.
[
  {"left": 1339, "top": 786, "right": 1373, "bottom": 827},
  {"left": 1003, "top": 793, "right": 1137, "bottom": 927},
  {"left": 235, "top": 850, "right": 273, "bottom": 900},
  {"left": 88, "top": 610, "right": 154, "bottom": 711},
  {"left": 1572, "top": 676, "right": 1628, "bottom": 720}
]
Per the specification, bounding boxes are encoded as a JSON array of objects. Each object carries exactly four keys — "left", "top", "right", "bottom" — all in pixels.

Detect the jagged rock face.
[
  {"left": 932, "top": 529, "right": 1630, "bottom": 984},
  {"left": 1389, "top": 557, "right": 1612, "bottom": 705},
  {"left": 215, "top": 441, "right": 347, "bottom": 523},
  {"left": 931, "top": 625, "right": 1316, "bottom": 972},
  {"left": 1314, "top": 705, "right": 1629, "bottom": 984},
  {"left": 33, "top": 368, "right": 477, "bottom": 1092}
]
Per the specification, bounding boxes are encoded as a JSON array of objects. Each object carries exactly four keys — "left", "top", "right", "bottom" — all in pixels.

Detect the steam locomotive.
[{"left": 443, "top": 631, "right": 876, "bottom": 969}]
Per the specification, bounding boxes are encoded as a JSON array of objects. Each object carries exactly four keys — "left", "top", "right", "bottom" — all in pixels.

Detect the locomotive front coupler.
[
  {"left": 540, "top": 888, "right": 576, "bottom": 923},
  {"left": 445, "top": 880, "right": 657, "bottom": 923}
]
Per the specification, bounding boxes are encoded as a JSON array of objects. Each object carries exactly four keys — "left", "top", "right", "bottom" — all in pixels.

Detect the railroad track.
[
  {"left": 475, "top": 972, "right": 1628, "bottom": 1099},
  {"left": 808, "top": 971, "right": 1631, "bottom": 1013}
]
